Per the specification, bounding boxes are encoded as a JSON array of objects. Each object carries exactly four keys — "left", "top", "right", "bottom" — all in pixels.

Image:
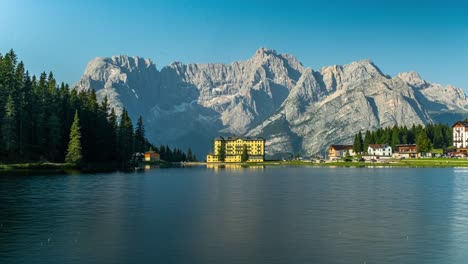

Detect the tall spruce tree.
[
  {"left": 108, "top": 108, "right": 119, "bottom": 161},
  {"left": 134, "top": 116, "right": 146, "bottom": 153},
  {"left": 2, "top": 95, "right": 18, "bottom": 161},
  {"left": 391, "top": 126, "right": 400, "bottom": 149},
  {"left": 353, "top": 131, "right": 363, "bottom": 153},
  {"left": 416, "top": 131, "right": 432, "bottom": 153},
  {"left": 118, "top": 109, "right": 134, "bottom": 167},
  {"left": 65, "top": 111, "right": 82, "bottom": 165},
  {"left": 187, "top": 148, "right": 193, "bottom": 162},
  {"left": 363, "top": 130, "right": 372, "bottom": 153},
  {"left": 47, "top": 113, "right": 62, "bottom": 162}
]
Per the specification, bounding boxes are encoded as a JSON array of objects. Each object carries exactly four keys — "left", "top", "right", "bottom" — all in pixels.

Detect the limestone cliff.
[{"left": 74, "top": 48, "right": 468, "bottom": 158}]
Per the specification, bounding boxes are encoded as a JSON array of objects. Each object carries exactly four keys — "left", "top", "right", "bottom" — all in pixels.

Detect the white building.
[
  {"left": 453, "top": 121, "right": 468, "bottom": 149},
  {"left": 368, "top": 144, "right": 392, "bottom": 156}
]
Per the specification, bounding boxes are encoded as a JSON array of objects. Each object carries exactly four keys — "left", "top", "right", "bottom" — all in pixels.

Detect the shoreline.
[
  {"left": 2, "top": 158, "right": 468, "bottom": 175},
  {"left": 201, "top": 158, "right": 468, "bottom": 168}
]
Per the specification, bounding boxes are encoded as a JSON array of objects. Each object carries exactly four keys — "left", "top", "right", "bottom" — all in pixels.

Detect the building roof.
[
  {"left": 329, "top": 145, "right": 353, "bottom": 150},
  {"left": 215, "top": 136, "right": 265, "bottom": 141},
  {"left": 395, "top": 144, "right": 418, "bottom": 148},
  {"left": 395, "top": 144, "right": 417, "bottom": 147},
  {"left": 368, "top": 144, "right": 390, "bottom": 149},
  {"left": 145, "top": 151, "right": 160, "bottom": 155},
  {"left": 453, "top": 121, "right": 468, "bottom": 128},
  {"left": 395, "top": 144, "right": 417, "bottom": 153}
]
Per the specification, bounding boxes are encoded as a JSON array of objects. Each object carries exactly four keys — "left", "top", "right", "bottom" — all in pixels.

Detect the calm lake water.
[{"left": 1, "top": 167, "right": 468, "bottom": 263}]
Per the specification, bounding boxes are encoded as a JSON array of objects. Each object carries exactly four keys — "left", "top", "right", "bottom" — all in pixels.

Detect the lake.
[{"left": 1, "top": 167, "right": 468, "bottom": 263}]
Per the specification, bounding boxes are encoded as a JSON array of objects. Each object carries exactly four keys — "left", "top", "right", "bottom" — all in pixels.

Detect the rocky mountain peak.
[
  {"left": 110, "top": 55, "right": 155, "bottom": 70},
  {"left": 74, "top": 48, "right": 468, "bottom": 158},
  {"left": 344, "top": 59, "right": 385, "bottom": 79},
  {"left": 396, "top": 71, "right": 426, "bottom": 87},
  {"left": 255, "top": 47, "right": 277, "bottom": 56}
]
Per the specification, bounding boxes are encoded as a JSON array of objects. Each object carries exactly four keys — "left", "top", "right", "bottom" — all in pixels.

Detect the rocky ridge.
[{"left": 74, "top": 48, "right": 468, "bottom": 158}]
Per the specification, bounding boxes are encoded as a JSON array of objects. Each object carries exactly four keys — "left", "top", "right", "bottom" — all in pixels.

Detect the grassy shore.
[
  {"left": 258, "top": 158, "right": 468, "bottom": 168},
  {"left": 3, "top": 158, "right": 468, "bottom": 175},
  {"left": 0, "top": 162, "right": 125, "bottom": 175},
  {"left": 0, "top": 163, "right": 76, "bottom": 175},
  {"left": 202, "top": 158, "right": 468, "bottom": 168}
]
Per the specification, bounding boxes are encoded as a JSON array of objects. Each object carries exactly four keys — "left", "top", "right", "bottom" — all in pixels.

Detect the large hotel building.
[{"left": 206, "top": 136, "right": 265, "bottom": 163}]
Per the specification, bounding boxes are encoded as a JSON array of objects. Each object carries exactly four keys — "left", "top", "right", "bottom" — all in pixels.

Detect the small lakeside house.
[
  {"left": 328, "top": 145, "right": 354, "bottom": 160},
  {"left": 144, "top": 151, "right": 160, "bottom": 162},
  {"left": 393, "top": 144, "right": 418, "bottom": 159},
  {"left": 367, "top": 144, "right": 392, "bottom": 157}
]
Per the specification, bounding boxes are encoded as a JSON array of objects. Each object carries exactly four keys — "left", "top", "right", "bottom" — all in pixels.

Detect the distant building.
[
  {"left": 144, "top": 151, "right": 160, "bottom": 162},
  {"left": 206, "top": 136, "right": 265, "bottom": 163},
  {"left": 328, "top": 145, "right": 354, "bottom": 160},
  {"left": 368, "top": 144, "right": 392, "bottom": 156},
  {"left": 393, "top": 144, "right": 418, "bottom": 158},
  {"left": 453, "top": 121, "right": 468, "bottom": 150}
]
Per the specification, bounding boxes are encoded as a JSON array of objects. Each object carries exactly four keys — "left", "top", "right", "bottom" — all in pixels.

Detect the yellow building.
[{"left": 206, "top": 136, "right": 265, "bottom": 163}]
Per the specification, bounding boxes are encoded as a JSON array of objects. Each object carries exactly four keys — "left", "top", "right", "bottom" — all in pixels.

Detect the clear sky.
[{"left": 1, "top": 0, "right": 467, "bottom": 89}]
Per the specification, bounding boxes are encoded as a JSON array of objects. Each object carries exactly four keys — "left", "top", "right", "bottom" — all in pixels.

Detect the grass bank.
[
  {"left": 0, "top": 162, "right": 125, "bottom": 175},
  {"left": 239, "top": 158, "right": 468, "bottom": 168},
  {"left": 0, "top": 163, "right": 76, "bottom": 175}
]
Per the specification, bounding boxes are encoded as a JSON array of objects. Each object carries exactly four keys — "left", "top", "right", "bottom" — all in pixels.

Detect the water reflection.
[
  {"left": 206, "top": 164, "right": 265, "bottom": 170},
  {"left": 448, "top": 168, "right": 468, "bottom": 262},
  {"left": 0, "top": 168, "right": 466, "bottom": 263},
  {"left": 144, "top": 164, "right": 160, "bottom": 170}
]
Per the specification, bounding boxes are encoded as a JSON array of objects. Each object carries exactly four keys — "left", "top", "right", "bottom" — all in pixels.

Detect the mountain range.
[{"left": 74, "top": 48, "right": 468, "bottom": 158}]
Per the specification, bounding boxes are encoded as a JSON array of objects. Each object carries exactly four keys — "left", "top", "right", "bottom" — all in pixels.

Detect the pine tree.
[
  {"left": 416, "top": 131, "right": 432, "bottom": 153},
  {"left": 65, "top": 111, "right": 82, "bottom": 165},
  {"left": 159, "top": 145, "right": 166, "bottom": 160},
  {"left": 241, "top": 144, "right": 249, "bottom": 162},
  {"left": 363, "top": 130, "right": 372, "bottom": 153},
  {"left": 117, "top": 109, "right": 134, "bottom": 168},
  {"left": 401, "top": 126, "right": 408, "bottom": 144},
  {"left": 134, "top": 116, "right": 146, "bottom": 153},
  {"left": 108, "top": 108, "right": 119, "bottom": 161},
  {"left": 187, "top": 148, "right": 193, "bottom": 162},
  {"left": 18, "top": 71, "right": 33, "bottom": 159},
  {"left": 2, "top": 95, "right": 18, "bottom": 161},
  {"left": 391, "top": 126, "right": 400, "bottom": 149},
  {"left": 353, "top": 132, "right": 363, "bottom": 153},
  {"left": 47, "top": 113, "right": 62, "bottom": 162}
]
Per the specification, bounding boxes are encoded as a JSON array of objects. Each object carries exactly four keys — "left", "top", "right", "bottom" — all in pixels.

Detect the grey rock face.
[{"left": 74, "top": 48, "right": 468, "bottom": 158}]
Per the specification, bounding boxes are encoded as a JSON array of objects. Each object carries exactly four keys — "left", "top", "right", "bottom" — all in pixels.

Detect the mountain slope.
[{"left": 74, "top": 48, "right": 468, "bottom": 158}]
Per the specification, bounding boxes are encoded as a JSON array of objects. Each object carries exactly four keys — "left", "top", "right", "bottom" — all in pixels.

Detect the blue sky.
[{"left": 1, "top": 0, "right": 467, "bottom": 89}]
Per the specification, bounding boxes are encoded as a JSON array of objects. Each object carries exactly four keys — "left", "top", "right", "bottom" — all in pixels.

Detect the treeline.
[
  {"left": 158, "top": 145, "right": 197, "bottom": 162},
  {"left": 0, "top": 49, "right": 194, "bottom": 167},
  {"left": 353, "top": 124, "right": 453, "bottom": 153}
]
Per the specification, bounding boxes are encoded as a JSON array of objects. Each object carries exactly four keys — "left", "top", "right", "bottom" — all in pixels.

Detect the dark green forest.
[
  {"left": 0, "top": 50, "right": 195, "bottom": 168},
  {"left": 352, "top": 124, "right": 453, "bottom": 153}
]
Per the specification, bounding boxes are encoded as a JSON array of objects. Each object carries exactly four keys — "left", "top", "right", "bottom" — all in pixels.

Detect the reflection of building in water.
[
  {"left": 145, "top": 165, "right": 160, "bottom": 170},
  {"left": 206, "top": 136, "right": 265, "bottom": 163},
  {"left": 206, "top": 164, "right": 265, "bottom": 170}
]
